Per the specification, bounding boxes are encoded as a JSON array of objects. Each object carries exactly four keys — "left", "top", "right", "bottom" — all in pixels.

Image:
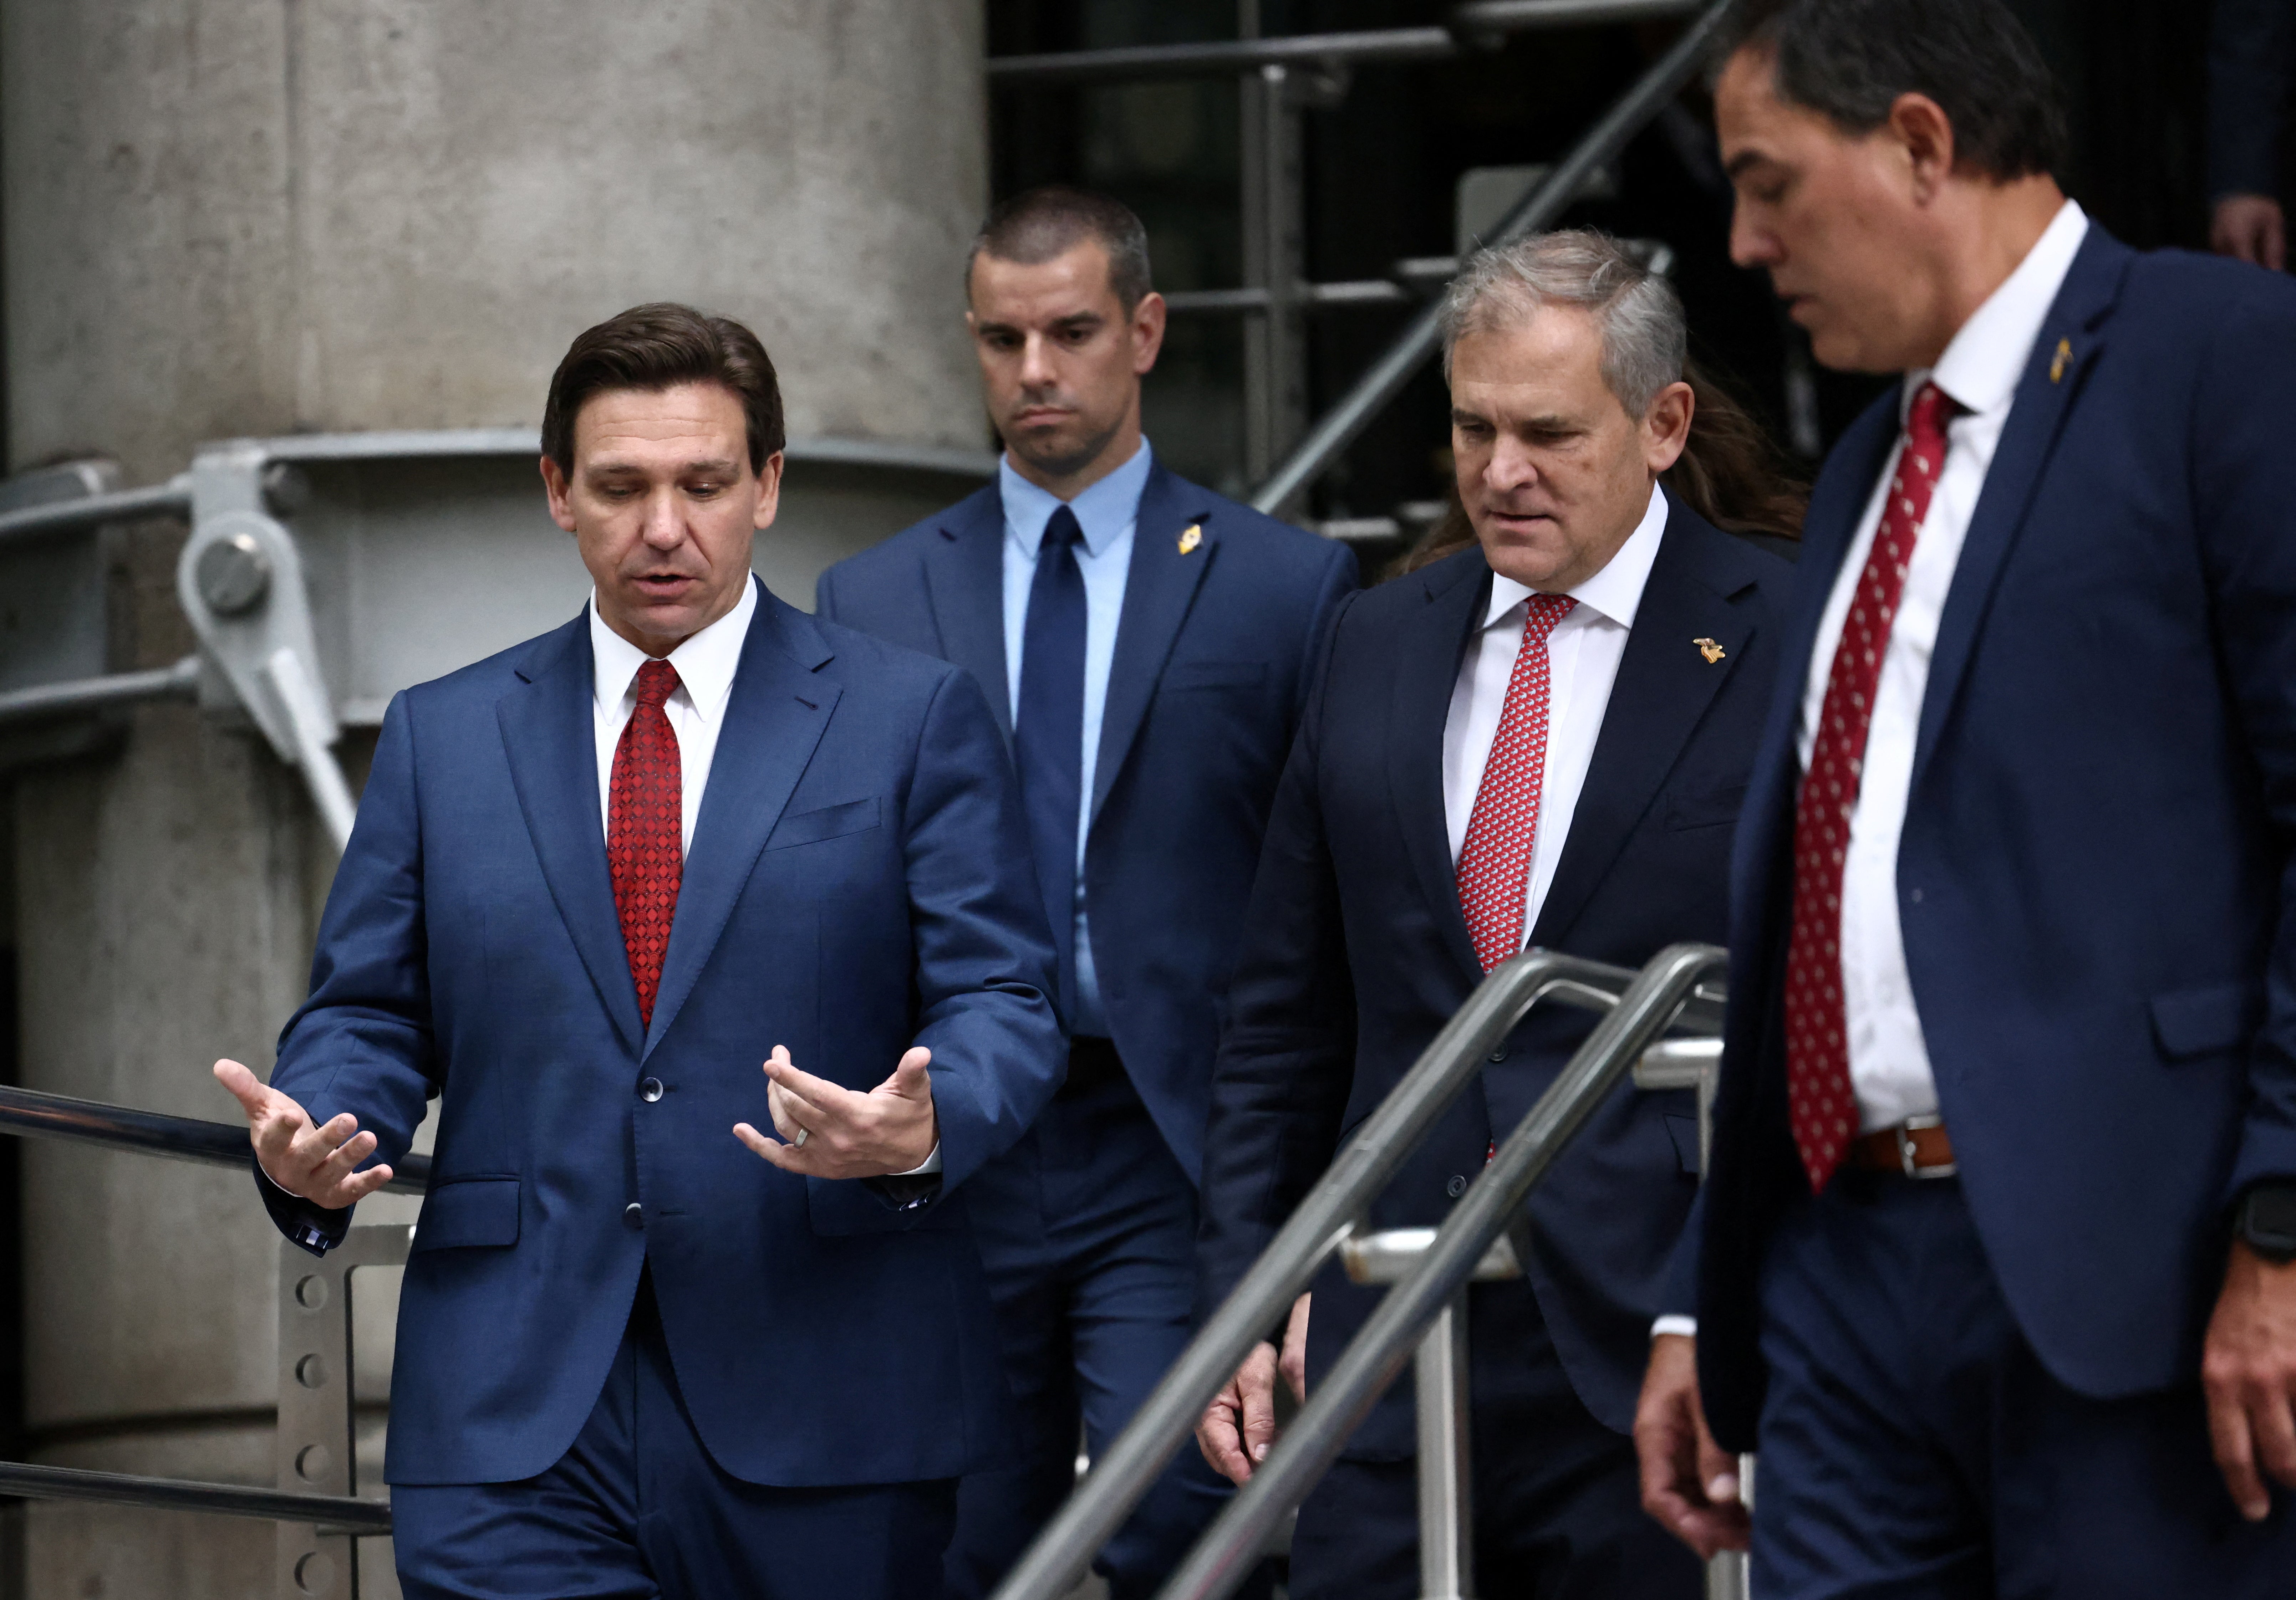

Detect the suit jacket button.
[
  {"left": 639, "top": 1078, "right": 664, "bottom": 1103},
  {"left": 623, "top": 1202, "right": 644, "bottom": 1228},
  {"left": 1446, "top": 1175, "right": 1468, "bottom": 1198},
  {"left": 1488, "top": 1048, "right": 1508, "bottom": 1063}
]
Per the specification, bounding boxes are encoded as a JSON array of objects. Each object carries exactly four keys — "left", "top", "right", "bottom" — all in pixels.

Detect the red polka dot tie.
[
  {"left": 609, "top": 659, "right": 683, "bottom": 1030},
  {"left": 1785, "top": 382, "right": 1957, "bottom": 1191},
  {"left": 1457, "top": 593, "right": 1578, "bottom": 974}
]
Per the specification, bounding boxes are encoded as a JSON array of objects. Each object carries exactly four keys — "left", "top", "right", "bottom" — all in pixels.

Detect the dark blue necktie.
[{"left": 1015, "top": 505, "right": 1086, "bottom": 1017}]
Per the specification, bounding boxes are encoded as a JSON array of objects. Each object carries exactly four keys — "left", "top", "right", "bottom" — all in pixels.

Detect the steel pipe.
[
  {"left": 0, "top": 655, "right": 202, "bottom": 727},
  {"left": 1151, "top": 943, "right": 1730, "bottom": 1600},
  {"left": 987, "top": 28, "right": 1458, "bottom": 86},
  {"left": 986, "top": 0, "right": 1708, "bottom": 86},
  {"left": 0, "top": 476, "right": 191, "bottom": 545},
  {"left": 0, "top": 1459, "right": 390, "bottom": 1536},
  {"left": 990, "top": 949, "right": 1661, "bottom": 1600},
  {"left": 1249, "top": 0, "right": 1742, "bottom": 513},
  {"left": 0, "top": 1082, "right": 431, "bottom": 1195}
]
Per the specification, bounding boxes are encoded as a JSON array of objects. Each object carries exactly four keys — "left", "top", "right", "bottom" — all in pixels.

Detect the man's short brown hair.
[
  {"left": 541, "top": 303, "right": 786, "bottom": 476},
  {"left": 967, "top": 186, "right": 1154, "bottom": 311}
]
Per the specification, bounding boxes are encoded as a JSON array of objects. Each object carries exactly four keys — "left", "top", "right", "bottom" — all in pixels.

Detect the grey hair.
[{"left": 1439, "top": 230, "right": 1687, "bottom": 418}]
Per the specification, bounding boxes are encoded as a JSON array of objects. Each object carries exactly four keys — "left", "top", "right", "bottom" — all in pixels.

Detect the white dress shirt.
[
  {"left": 1797, "top": 199, "right": 2091, "bottom": 1134},
  {"left": 1442, "top": 482, "right": 1669, "bottom": 935},
  {"left": 590, "top": 577, "right": 757, "bottom": 853},
  {"left": 590, "top": 578, "right": 937, "bottom": 1175},
  {"left": 997, "top": 439, "right": 1153, "bottom": 1039}
]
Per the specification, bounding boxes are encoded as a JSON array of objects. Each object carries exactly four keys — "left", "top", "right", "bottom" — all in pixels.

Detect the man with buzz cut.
[
  {"left": 816, "top": 185, "right": 1357, "bottom": 1599},
  {"left": 216, "top": 302, "right": 1065, "bottom": 1598}
]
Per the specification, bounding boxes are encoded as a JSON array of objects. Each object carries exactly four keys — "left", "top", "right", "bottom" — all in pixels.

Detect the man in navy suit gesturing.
[
  {"left": 1195, "top": 230, "right": 1793, "bottom": 1598},
  {"left": 1636, "top": 3, "right": 2296, "bottom": 1594},
  {"left": 214, "top": 303, "right": 1065, "bottom": 1598},
  {"left": 815, "top": 186, "right": 1356, "bottom": 1597}
]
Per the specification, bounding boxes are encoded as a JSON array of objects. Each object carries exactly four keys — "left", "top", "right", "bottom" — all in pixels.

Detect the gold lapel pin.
[
  {"left": 1694, "top": 637, "right": 1726, "bottom": 664},
  {"left": 2050, "top": 337, "right": 2073, "bottom": 384},
  {"left": 1178, "top": 524, "right": 1202, "bottom": 555}
]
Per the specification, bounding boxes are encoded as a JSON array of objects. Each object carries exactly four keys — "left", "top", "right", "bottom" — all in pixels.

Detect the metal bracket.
[
  {"left": 179, "top": 445, "right": 359, "bottom": 852},
  {"left": 277, "top": 1224, "right": 413, "bottom": 1600}
]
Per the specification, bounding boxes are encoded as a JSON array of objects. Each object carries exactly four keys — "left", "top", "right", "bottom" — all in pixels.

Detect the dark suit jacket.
[
  {"left": 2210, "top": 0, "right": 2296, "bottom": 200},
  {"left": 814, "top": 464, "right": 1358, "bottom": 1184},
  {"left": 1197, "top": 497, "right": 1790, "bottom": 1446},
  {"left": 260, "top": 581, "right": 1065, "bottom": 1486},
  {"left": 1692, "top": 229, "right": 2296, "bottom": 1451}
]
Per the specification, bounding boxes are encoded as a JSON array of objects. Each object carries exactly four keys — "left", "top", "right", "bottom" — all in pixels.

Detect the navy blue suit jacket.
[
  {"left": 814, "top": 464, "right": 1357, "bottom": 1184},
  {"left": 1692, "top": 230, "right": 2296, "bottom": 1451},
  {"left": 260, "top": 581, "right": 1064, "bottom": 1487},
  {"left": 1197, "top": 499, "right": 1790, "bottom": 1446}
]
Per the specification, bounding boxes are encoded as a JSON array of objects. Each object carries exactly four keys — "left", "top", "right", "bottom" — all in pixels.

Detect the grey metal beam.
[
  {"left": 0, "top": 1082, "right": 432, "bottom": 1195},
  {"left": 0, "top": 1459, "right": 391, "bottom": 1537},
  {"left": 1248, "top": 0, "right": 1742, "bottom": 513}
]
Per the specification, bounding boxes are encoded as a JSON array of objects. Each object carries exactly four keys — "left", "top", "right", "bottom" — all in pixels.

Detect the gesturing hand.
[
  {"left": 1634, "top": 1333, "right": 1748, "bottom": 1558},
  {"left": 212, "top": 1057, "right": 396, "bottom": 1210},
  {"left": 733, "top": 1045, "right": 938, "bottom": 1180},
  {"left": 2203, "top": 1240, "right": 2296, "bottom": 1521}
]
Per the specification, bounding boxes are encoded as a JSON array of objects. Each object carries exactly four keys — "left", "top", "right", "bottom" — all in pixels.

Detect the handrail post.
[
  {"left": 1150, "top": 944, "right": 1728, "bottom": 1600},
  {"left": 277, "top": 1225, "right": 413, "bottom": 1599},
  {"left": 989, "top": 949, "right": 1654, "bottom": 1600},
  {"left": 1415, "top": 1295, "right": 1475, "bottom": 1600}
]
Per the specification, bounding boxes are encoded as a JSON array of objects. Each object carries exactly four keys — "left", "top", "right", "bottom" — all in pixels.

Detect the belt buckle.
[{"left": 1897, "top": 1113, "right": 1956, "bottom": 1180}]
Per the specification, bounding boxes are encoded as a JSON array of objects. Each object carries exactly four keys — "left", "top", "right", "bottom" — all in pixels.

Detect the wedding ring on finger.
[{"left": 791, "top": 1125, "right": 810, "bottom": 1149}]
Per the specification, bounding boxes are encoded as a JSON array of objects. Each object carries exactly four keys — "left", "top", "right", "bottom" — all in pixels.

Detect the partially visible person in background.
[{"left": 2209, "top": 0, "right": 2295, "bottom": 268}]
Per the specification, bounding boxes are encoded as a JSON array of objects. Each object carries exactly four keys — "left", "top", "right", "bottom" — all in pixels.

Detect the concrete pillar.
[{"left": 0, "top": 2, "right": 988, "bottom": 1594}]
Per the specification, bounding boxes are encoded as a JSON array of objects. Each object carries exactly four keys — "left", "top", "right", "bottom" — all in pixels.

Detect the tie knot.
[
  {"left": 632, "top": 659, "right": 680, "bottom": 710},
  {"left": 1041, "top": 505, "right": 1083, "bottom": 552},
  {"left": 1524, "top": 592, "right": 1577, "bottom": 639},
  {"left": 1906, "top": 381, "right": 1957, "bottom": 448}
]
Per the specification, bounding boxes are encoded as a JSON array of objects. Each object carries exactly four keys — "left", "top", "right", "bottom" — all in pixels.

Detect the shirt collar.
[
  {"left": 1914, "top": 199, "right": 2089, "bottom": 420},
  {"left": 589, "top": 574, "right": 758, "bottom": 724},
  {"left": 999, "top": 438, "right": 1155, "bottom": 559},
  {"left": 1483, "top": 481, "right": 1669, "bottom": 632}
]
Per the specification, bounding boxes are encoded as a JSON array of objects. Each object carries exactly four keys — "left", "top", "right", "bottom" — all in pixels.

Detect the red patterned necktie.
[
  {"left": 1784, "top": 381, "right": 1957, "bottom": 1191},
  {"left": 1457, "top": 593, "right": 1578, "bottom": 974},
  {"left": 609, "top": 659, "right": 683, "bottom": 1029}
]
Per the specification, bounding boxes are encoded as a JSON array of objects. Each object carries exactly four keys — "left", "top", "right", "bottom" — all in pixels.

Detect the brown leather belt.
[{"left": 1848, "top": 1116, "right": 1958, "bottom": 1179}]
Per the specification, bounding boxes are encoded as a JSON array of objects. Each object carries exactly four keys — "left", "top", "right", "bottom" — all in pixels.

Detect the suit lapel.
[
  {"left": 1389, "top": 549, "right": 1491, "bottom": 986},
  {"left": 643, "top": 584, "right": 841, "bottom": 1060},
  {"left": 1909, "top": 228, "right": 2132, "bottom": 794},
  {"left": 1091, "top": 465, "right": 1217, "bottom": 823},
  {"left": 1531, "top": 503, "right": 1762, "bottom": 947},
  {"left": 496, "top": 613, "right": 645, "bottom": 1056},
  {"left": 923, "top": 485, "right": 1011, "bottom": 742}
]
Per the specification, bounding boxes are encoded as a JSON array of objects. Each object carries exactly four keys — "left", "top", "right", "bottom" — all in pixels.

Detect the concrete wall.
[{"left": 0, "top": 2, "right": 988, "bottom": 1593}]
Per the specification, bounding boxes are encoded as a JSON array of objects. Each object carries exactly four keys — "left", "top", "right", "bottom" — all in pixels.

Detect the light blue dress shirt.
[{"left": 999, "top": 439, "right": 1153, "bottom": 1039}]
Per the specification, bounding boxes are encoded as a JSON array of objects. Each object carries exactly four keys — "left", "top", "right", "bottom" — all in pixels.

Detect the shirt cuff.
[
  {"left": 1651, "top": 1314, "right": 1698, "bottom": 1340},
  {"left": 890, "top": 1142, "right": 942, "bottom": 1177}
]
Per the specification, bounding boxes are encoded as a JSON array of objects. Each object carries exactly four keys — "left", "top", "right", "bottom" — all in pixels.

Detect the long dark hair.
[{"left": 1391, "top": 362, "right": 1809, "bottom": 578}]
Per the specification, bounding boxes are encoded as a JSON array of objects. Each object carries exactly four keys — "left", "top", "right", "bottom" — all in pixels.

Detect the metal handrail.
[
  {"left": 1154, "top": 943, "right": 1729, "bottom": 1600},
  {"left": 0, "top": 654, "right": 203, "bottom": 728},
  {"left": 990, "top": 946, "right": 1720, "bottom": 1600},
  {"left": 983, "top": 0, "right": 1704, "bottom": 85},
  {"left": 0, "top": 1460, "right": 389, "bottom": 1536},
  {"left": 0, "top": 1082, "right": 432, "bottom": 1194},
  {"left": 1249, "top": 0, "right": 1741, "bottom": 513}
]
